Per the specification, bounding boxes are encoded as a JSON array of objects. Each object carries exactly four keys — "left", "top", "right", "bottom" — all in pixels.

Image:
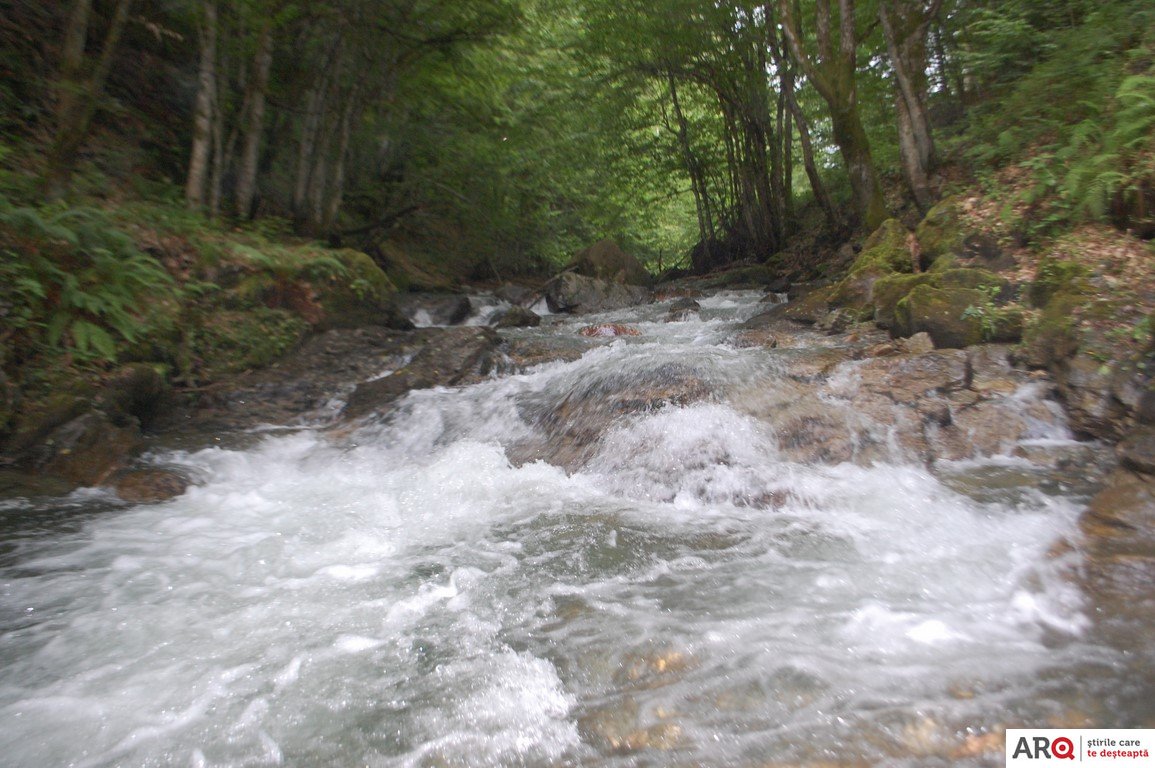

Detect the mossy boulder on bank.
[
  {"left": 875, "top": 266, "right": 1016, "bottom": 346},
  {"left": 828, "top": 219, "right": 913, "bottom": 316},
  {"left": 894, "top": 284, "right": 987, "bottom": 349},
  {"left": 1027, "top": 258, "right": 1091, "bottom": 309},
  {"left": 873, "top": 273, "right": 936, "bottom": 330},
  {"left": 310, "top": 249, "right": 410, "bottom": 330},
  {"left": 915, "top": 197, "right": 966, "bottom": 269}
]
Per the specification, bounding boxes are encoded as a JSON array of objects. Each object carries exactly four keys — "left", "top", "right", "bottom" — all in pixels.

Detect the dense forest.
[{"left": 0, "top": 0, "right": 1153, "bottom": 406}]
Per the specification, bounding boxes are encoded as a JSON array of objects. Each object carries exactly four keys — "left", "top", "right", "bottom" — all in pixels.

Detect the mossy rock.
[
  {"left": 935, "top": 267, "right": 1008, "bottom": 293},
  {"left": 894, "top": 284, "right": 987, "bottom": 349},
  {"left": 1027, "top": 259, "right": 1091, "bottom": 309},
  {"left": 828, "top": 219, "right": 913, "bottom": 315},
  {"left": 308, "top": 248, "right": 408, "bottom": 330},
  {"left": 193, "top": 308, "right": 310, "bottom": 380},
  {"left": 1021, "top": 292, "right": 1086, "bottom": 368},
  {"left": 915, "top": 197, "right": 966, "bottom": 268},
  {"left": 873, "top": 273, "right": 936, "bottom": 330},
  {"left": 854, "top": 219, "right": 914, "bottom": 275},
  {"left": 1, "top": 387, "right": 94, "bottom": 458},
  {"left": 989, "top": 306, "right": 1025, "bottom": 343}
]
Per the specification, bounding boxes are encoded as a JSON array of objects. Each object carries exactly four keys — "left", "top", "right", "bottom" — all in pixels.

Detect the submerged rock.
[{"left": 579, "top": 323, "right": 642, "bottom": 337}]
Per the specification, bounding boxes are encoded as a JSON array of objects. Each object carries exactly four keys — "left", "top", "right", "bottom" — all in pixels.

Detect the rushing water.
[{"left": 0, "top": 291, "right": 1138, "bottom": 767}]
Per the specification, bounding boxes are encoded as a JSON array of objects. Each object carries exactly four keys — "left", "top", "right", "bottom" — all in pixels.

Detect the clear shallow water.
[{"left": 0, "top": 291, "right": 1129, "bottom": 767}]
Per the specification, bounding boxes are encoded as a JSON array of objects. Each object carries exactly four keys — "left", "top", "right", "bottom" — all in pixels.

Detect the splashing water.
[{"left": 0, "top": 291, "right": 1128, "bottom": 767}]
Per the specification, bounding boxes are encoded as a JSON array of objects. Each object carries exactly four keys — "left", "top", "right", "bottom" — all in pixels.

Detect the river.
[{"left": 0, "top": 290, "right": 1146, "bottom": 766}]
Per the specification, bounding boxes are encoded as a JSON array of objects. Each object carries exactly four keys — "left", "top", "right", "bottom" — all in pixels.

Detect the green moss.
[
  {"left": 915, "top": 197, "right": 966, "bottom": 267},
  {"left": 935, "top": 268, "right": 1008, "bottom": 293},
  {"left": 873, "top": 273, "right": 936, "bottom": 329},
  {"left": 1021, "top": 293, "right": 1083, "bottom": 367},
  {"left": 894, "top": 284, "right": 987, "bottom": 349},
  {"left": 1027, "top": 258, "right": 1091, "bottom": 308},
  {"left": 193, "top": 309, "right": 309, "bottom": 380},
  {"left": 852, "top": 219, "right": 914, "bottom": 276},
  {"left": 309, "top": 249, "right": 402, "bottom": 329}
]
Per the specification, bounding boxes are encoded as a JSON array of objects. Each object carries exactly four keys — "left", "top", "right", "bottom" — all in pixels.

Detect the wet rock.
[
  {"left": 577, "top": 698, "right": 684, "bottom": 755},
  {"left": 35, "top": 412, "right": 142, "bottom": 486},
  {"left": 817, "top": 308, "right": 858, "bottom": 334},
  {"left": 900, "top": 332, "right": 935, "bottom": 355},
  {"left": 567, "top": 239, "right": 652, "bottom": 286},
  {"left": 783, "top": 285, "right": 833, "bottom": 325},
  {"left": 663, "top": 297, "right": 701, "bottom": 322},
  {"left": 175, "top": 326, "right": 418, "bottom": 433},
  {"left": 1117, "top": 426, "right": 1155, "bottom": 475},
  {"left": 491, "top": 305, "right": 541, "bottom": 328},
  {"left": 543, "top": 272, "right": 653, "bottom": 315},
  {"left": 579, "top": 323, "right": 642, "bottom": 337},
  {"left": 513, "top": 363, "right": 710, "bottom": 470},
  {"left": 343, "top": 327, "right": 501, "bottom": 419},
  {"left": 856, "top": 350, "right": 969, "bottom": 404},
  {"left": 107, "top": 467, "right": 190, "bottom": 503},
  {"left": 396, "top": 292, "right": 472, "bottom": 326},
  {"left": 1056, "top": 352, "right": 1128, "bottom": 440}
]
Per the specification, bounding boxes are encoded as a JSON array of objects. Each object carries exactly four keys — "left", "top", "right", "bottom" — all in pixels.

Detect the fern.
[{"left": 0, "top": 197, "right": 175, "bottom": 363}]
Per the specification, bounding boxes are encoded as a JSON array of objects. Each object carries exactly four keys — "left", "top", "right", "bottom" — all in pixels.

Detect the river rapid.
[{"left": 0, "top": 290, "right": 1146, "bottom": 767}]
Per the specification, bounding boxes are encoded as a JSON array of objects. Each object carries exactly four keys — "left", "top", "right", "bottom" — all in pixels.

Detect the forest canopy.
[{"left": 1, "top": 0, "right": 1153, "bottom": 277}]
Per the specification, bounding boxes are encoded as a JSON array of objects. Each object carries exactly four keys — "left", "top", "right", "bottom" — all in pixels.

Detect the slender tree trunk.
[
  {"left": 185, "top": 1, "right": 218, "bottom": 210},
  {"left": 879, "top": 0, "right": 943, "bottom": 211},
  {"left": 321, "top": 92, "right": 358, "bottom": 235},
  {"left": 667, "top": 71, "right": 717, "bottom": 267},
  {"left": 235, "top": 21, "right": 274, "bottom": 219},
  {"left": 43, "top": 0, "right": 135, "bottom": 198},
  {"left": 830, "top": 103, "right": 888, "bottom": 229}
]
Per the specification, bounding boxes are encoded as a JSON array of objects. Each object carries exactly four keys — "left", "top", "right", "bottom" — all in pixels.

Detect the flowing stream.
[{"left": 0, "top": 291, "right": 1145, "bottom": 767}]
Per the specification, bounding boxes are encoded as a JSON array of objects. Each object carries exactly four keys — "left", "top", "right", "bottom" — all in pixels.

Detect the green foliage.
[{"left": 0, "top": 198, "right": 175, "bottom": 364}]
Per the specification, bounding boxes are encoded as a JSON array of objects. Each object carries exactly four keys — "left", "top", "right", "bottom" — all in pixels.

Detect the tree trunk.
[
  {"left": 43, "top": 0, "right": 135, "bottom": 199},
  {"left": 185, "top": 1, "right": 218, "bottom": 210},
  {"left": 777, "top": 0, "right": 889, "bottom": 229},
  {"left": 830, "top": 103, "right": 888, "bottom": 230},
  {"left": 321, "top": 88, "right": 359, "bottom": 235},
  {"left": 879, "top": 0, "right": 943, "bottom": 211},
  {"left": 235, "top": 21, "right": 274, "bottom": 219}
]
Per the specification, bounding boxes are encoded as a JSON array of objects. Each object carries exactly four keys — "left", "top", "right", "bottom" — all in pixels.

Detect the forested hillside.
[{"left": 1, "top": 0, "right": 1154, "bottom": 453}]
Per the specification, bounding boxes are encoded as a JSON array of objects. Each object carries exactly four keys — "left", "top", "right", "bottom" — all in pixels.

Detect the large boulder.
[
  {"left": 492, "top": 305, "right": 542, "bottom": 328},
  {"left": 544, "top": 272, "right": 653, "bottom": 315},
  {"left": 34, "top": 412, "right": 142, "bottom": 487},
  {"left": 568, "top": 240, "right": 652, "bottom": 286}
]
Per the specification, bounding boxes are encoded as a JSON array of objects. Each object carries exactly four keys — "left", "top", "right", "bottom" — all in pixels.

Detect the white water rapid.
[{"left": 0, "top": 291, "right": 1131, "bottom": 767}]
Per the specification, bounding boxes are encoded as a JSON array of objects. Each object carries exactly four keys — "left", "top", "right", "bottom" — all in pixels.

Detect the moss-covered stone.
[
  {"left": 1021, "top": 293, "right": 1083, "bottom": 368},
  {"left": 935, "top": 267, "right": 1009, "bottom": 294},
  {"left": 894, "top": 284, "right": 987, "bottom": 349},
  {"left": 873, "top": 273, "right": 936, "bottom": 330},
  {"left": 915, "top": 197, "right": 966, "bottom": 268},
  {"left": 193, "top": 308, "right": 310, "bottom": 380},
  {"left": 307, "top": 248, "right": 410, "bottom": 330},
  {"left": 828, "top": 219, "right": 914, "bottom": 315},
  {"left": 1027, "top": 258, "right": 1091, "bottom": 308},
  {"left": 569, "top": 240, "right": 652, "bottom": 286}
]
